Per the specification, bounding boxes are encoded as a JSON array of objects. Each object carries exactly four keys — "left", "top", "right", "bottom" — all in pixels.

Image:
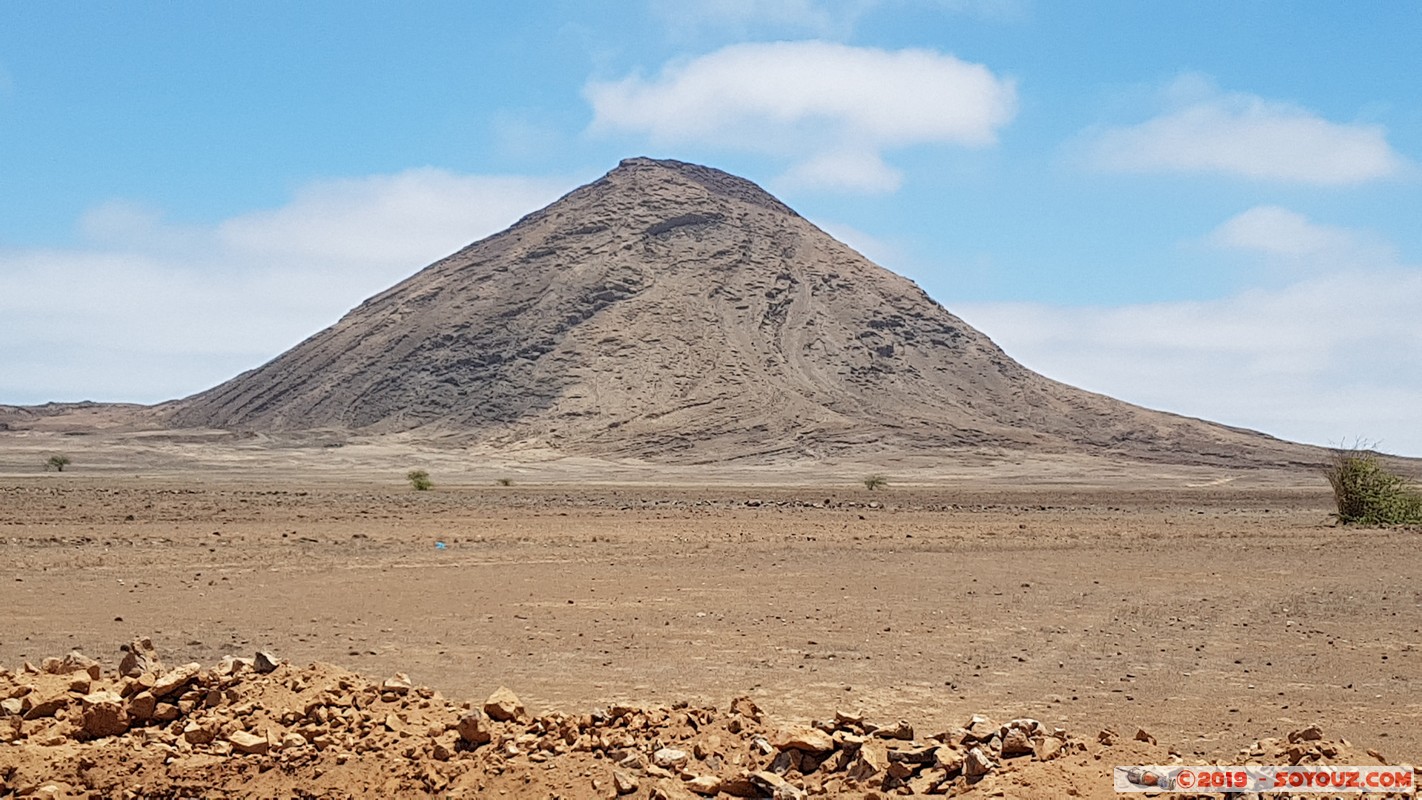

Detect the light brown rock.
[
  {"left": 650, "top": 782, "right": 696, "bottom": 800},
  {"left": 964, "top": 746, "right": 996, "bottom": 778},
  {"left": 44, "top": 652, "right": 102, "bottom": 680},
  {"left": 846, "top": 738, "right": 888, "bottom": 782},
  {"left": 749, "top": 771, "right": 805, "bottom": 800},
  {"left": 872, "top": 719, "right": 913, "bottom": 740},
  {"left": 456, "top": 709, "right": 493, "bottom": 745},
  {"left": 21, "top": 691, "right": 68, "bottom": 720},
  {"left": 966, "top": 713, "right": 996, "bottom": 733},
  {"left": 119, "top": 637, "right": 163, "bottom": 678},
  {"left": 887, "top": 744, "right": 938, "bottom": 765},
  {"left": 717, "top": 773, "right": 758, "bottom": 797},
  {"left": 613, "top": 771, "right": 639, "bottom": 795},
  {"left": 182, "top": 721, "right": 215, "bottom": 745},
  {"left": 126, "top": 691, "right": 157, "bottom": 723},
  {"left": 730, "top": 695, "right": 763, "bottom": 721},
  {"left": 1034, "top": 735, "right": 1065, "bottom": 761},
  {"left": 935, "top": 745, "right": 965, "bottom": 773},
  {"left": 685, "top": 775, "right": 721, "bottom": 795},
  {"left": 768, "top": 748, "right": 801, "bottom": 774},
  {"left": 253, "top": 650, "right": 280, "bottom": 674},
  {"left": 1001, "top": 726, "right": 1033, "bottom": 757},
  {"left": 653, "top": 746, "right": 690, "bottom": 769},
  {"left": 772, "top": 726, "right": 835, "bottom": 753},
  {"left": 229, "top": 729, "right": 269, "bottom": 755},
  {"left": 907, "top": 771, "right": 942, "bottom": 795},
  {"left": 383, "top": 712, "right": 410, "bottom": 734},
  {"left": 381, "top": 673, "right": 412, "bottom": 695},
  {"left": 483, "top": 686, "right": 524, "bottom": 721},
  {"left": 151, "top": 663, "right": 202, "bottom": 699},
  {"left": 78, "top": 690, "right": 129, "bottom": 739}
]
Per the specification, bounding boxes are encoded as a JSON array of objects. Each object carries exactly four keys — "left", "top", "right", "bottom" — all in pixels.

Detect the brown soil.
[{"left": 2, "top": 464, "right": 1419, "bottom": 797}]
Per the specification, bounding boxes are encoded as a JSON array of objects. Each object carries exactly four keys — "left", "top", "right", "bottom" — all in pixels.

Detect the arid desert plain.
[{"left": 1, "top": 431, "right": 1418, "bottom": 798}]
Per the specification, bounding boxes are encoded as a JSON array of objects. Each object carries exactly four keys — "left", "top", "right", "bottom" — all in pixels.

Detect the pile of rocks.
[
  {"left": 560, "top": 699, "right": 1077, "bottom": 799},
  {"left": 0, "top": 639, "right": 1079, "bottom": 798},
  {"left": 1, "top": 640, "right": 1415, "bottom": 799}
]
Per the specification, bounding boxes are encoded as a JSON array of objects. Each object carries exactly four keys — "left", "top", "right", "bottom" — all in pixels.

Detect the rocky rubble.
[{"left": 0, "top": 640, "right": 1416, "bottom": 799}]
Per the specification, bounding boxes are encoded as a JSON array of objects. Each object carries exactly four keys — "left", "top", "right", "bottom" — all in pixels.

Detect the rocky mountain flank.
[{"left": 166, "top": 158, "right": 1316, "bottom": 466}]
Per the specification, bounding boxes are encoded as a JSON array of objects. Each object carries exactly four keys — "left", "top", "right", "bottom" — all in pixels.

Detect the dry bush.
[
  {"left": 406, "top": 469, "right": 433, "bottom": 491},
  {"left": 1324, "top": 446, "right": 1422, "bottom": 527}
]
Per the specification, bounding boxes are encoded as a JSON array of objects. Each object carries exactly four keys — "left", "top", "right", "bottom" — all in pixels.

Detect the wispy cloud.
[
  {"left": 1204, "top": 205, "right": 1396, "bottom": 274},
  {"left": 586, "top": 41, "right": 1017, "bottom": 192},
  {"left": 959, "top": 210, "right": 1422, "bottom": 456},
  {"left": 649, "top": 0, "right": 1024, "bottom": 38},
  {"left": 1207, "top": 206, "right": 1356, "bottom": 257},
  {"left": 0, "top": 170, "right": 569, "bottom": 404},
  {"left": 651, "top": 0, "right": 863, "bottom": 37},
  {"left": 1083, "top": 75, "right": 1408, "bottom": 185}
]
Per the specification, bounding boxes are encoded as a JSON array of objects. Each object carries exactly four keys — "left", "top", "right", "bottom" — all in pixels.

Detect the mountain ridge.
[{"left": 156, "top": 157, "right": 1317, "bottom": 467}]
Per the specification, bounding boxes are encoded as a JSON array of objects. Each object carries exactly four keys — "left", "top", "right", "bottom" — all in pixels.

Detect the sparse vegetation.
[
  {"left": 406, "top": 469, "right": 433, "bottom": 491},
  {"left": 1323, "top": 446, "right": 1422, "bottom": 527},
  {"left": 863, "top": 474, "right": 888, "bottom": 491},
  {"left": 497, "top": 477, "right": 513, "bottom": 487},
  {"left": 45, "top": 455, "right": 72, "bottom": 472}
]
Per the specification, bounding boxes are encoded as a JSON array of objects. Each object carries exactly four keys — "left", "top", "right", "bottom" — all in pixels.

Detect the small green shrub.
[
  {"left": 45, "top": 455, "right": 72, "bottom": 472},
  {"left": 863, "top": 474, "right": 888, "bottom": 491},
  {"left": 1324, "top": 448, "right": 1422, "bottom": 527},
  {"left": 406, "top": 469, "right": 433, "bottom": 491},
  {"left": 497, "top": 477, "right": 513, "bottom": 487}
]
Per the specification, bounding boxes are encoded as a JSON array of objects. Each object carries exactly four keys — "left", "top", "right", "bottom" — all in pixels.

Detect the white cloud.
[
  {"left": 957, "top": 214, "right": 1422, "bottom": 456},
  {"left": 1203, "top": 206, "right": 1397, "bottom": 280},
  {"left": 0, "top": 169, "right": 569, "bottom": 404},
  {"left": 1208, "top": 206, "right": 1357, "bottom": 257},
  {"left": 217, "top": 169, "right": 561, "bottom": 265},
  {"left": 1085, "top": 76, "right": 1408, "bottom": 185},
  {"left": 586, "top": 41, "right": 1016, "bottom": 192}
]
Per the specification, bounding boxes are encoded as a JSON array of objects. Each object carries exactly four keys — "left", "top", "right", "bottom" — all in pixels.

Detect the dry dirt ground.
[{"left": 1, "top": 447, "right": 1419, "bottom": 797}]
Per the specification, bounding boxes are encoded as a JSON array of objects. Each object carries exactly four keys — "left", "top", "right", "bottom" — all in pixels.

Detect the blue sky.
[{"left": 3, "top": 1, "right": 1420, "bottom": 455}]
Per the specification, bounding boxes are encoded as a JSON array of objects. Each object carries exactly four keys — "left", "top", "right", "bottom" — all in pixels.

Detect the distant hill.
[{"left": 157, "top": 157, "right": 1318, "bottom": 466}]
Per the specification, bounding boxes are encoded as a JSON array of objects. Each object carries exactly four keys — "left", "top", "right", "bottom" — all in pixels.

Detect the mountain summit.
[{"left": 168, "top": 157, "right": 1310, "bottom": 465}]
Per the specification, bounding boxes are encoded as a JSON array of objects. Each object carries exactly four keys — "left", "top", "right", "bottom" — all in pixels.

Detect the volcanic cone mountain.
[{"left": 168, "top": 158, "right": 1313, "bottom": 466}]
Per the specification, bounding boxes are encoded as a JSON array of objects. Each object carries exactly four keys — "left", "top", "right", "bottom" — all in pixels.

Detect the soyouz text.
[{"left": 1115, "top": 765, "right": 1415, "bottom": 793}]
